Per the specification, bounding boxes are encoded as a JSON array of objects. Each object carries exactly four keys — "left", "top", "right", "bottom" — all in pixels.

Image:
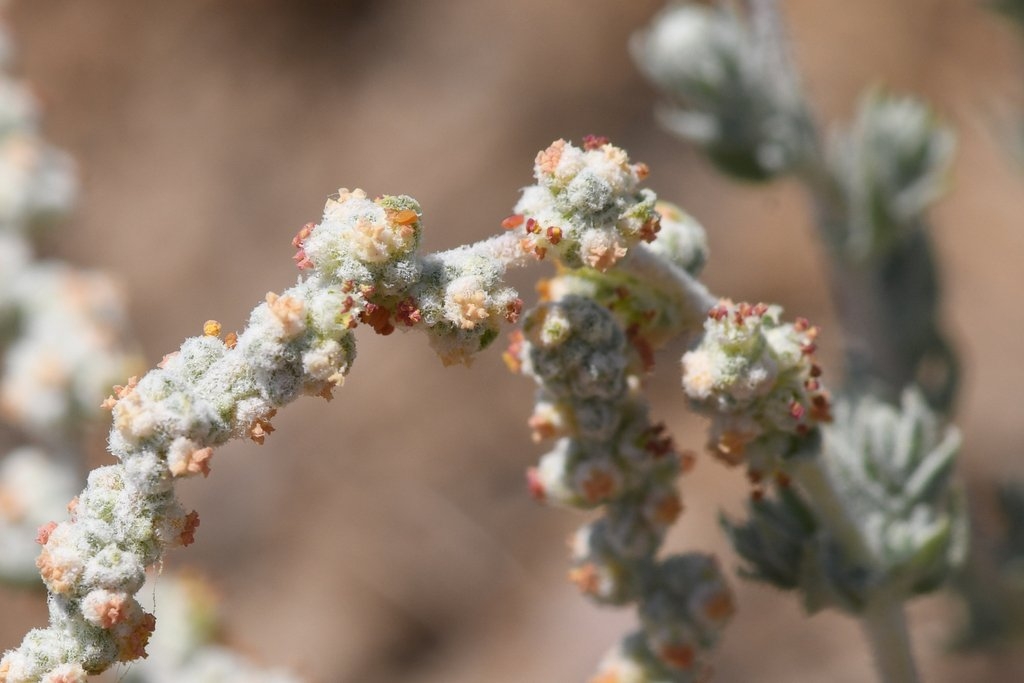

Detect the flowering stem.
[
  {"left": 618, "top": 244, "right": 717, "bottom": 317},
  {"left": 861, "top": 594, "right": 921, "bottom": 683}
]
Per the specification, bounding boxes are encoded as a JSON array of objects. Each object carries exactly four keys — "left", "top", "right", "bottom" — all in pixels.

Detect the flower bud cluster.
[
  {"left": 828, "top": 91, "right": 955, "bottom": 262},
  {"left": 508, "top": 158, "right": 733, "bottom": 676},
  {"left": 297, "top": 189, "right": 523, "bottom": 366},
  {"left": 681, "top": 300, "right": 831, "bottom": 474},
  {"left": 536, "top": 201, "right": 710, "bottom": 365},
  {"left": 508, "top": 137, "right": 660, "bottom": 271},
  {"left": 645, "top": 202, "right": 708, "bottom": 277},
  {"left": 0, "top": 17, "right": 453, "bottom": 680},
  {"left": 2, "top": 248, "right": 364, "bottom": 679},
  {"left": 512, "top": 294, "right": 733, "bottom": 677},
  {"left": 632, "top": 3, "right": 807, "bottom": 180},
  {"left": 589, "top": 554, "right": 734, "bottom": 683},
  {"left": 2, "top": 176, "right": 533, "bottom": 678},
  {"left": 6, "top": 135, "right": 730, "bottom": 681}
]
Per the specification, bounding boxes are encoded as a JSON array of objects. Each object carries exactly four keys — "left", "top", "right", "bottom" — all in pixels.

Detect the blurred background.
[{"left": 1, "top": 0, "right": 1022, "bottom": 680}]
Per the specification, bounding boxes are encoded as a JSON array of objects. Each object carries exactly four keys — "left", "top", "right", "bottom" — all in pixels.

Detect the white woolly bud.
[
  {"left": 1, "top": 649, "right": 36, "bottom": 683},
  {"left": 35, "top": 522, "right": 86, "bottom": 595},
  {"left": 166, "top": 438, "right": 212, "bottom": 479},
  {"left": 82, "top": 545, "right": 146, "bottom": 594},
  {"left": 262, "top": 292, "right": 307, "bottom": 340},
  {"left": 301, "top": 339, "right": 346, "bottom": 383},
  {"left": 632, "top": 4, "right": 740, "bottom": 96},
  {"left": 527, "top": 400, "right": 571, "bottom": 441},
  {"left": 443, "top": 275, "right": 491, "bottom": 330},
  {"left": 579, "top": 228, "right": 629, "bottom": 272},
  {"left": 535, "top": 305, "right": 572, "bottom": 348},
  {"left": 532, "top": 440, "right": 576, "bottom": 506},
  {"left": 80, "top": 589, "right": 133, "bottom": 629},
  {"left": 119, "top": 451, "right": 169, "bottom": 495},
  {"left": 647, "top": 201, "right": 709, "bottom": 276},
  {"left": 153, "top": 500, "right": 200, "bottom": 549},
  {"left": 569, "top": 521, "right": 639, "bottom": 605},
  {"left": 303, "top": 190, "right": 421, "bottom": 279}
]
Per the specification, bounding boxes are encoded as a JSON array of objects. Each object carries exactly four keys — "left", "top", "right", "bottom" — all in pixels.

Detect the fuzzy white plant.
[{"left": 0, "top": 6, "right": 971, "bottom": 680}]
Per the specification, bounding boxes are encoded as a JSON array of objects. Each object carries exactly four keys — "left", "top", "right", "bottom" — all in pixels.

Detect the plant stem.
[
  {"left": 861, "top": 595, "right": 921, "bottom": 683},
  {"left": 792, "top": 455, "right": 922, "bottom": 683},
  {"left": 791, "top": 454, "right": 874, "bottom": 566}
]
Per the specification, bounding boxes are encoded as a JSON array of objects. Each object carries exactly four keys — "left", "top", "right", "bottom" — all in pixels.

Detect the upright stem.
[
  {"left": 791, "top": 454, "right": 874, "bottom": 566},
  {"left": 791, "top": 455, "right": 922, "bottom": 683},
  {"left": 861, "top": 595, "right": 921, "bottom": 683}
]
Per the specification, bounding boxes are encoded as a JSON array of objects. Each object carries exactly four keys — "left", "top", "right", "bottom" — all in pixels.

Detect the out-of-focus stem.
[
  {"left": 861, "top": 594, "right": 921, "bottom": 683},
  {"left": 792, "top": 448, "right": 922, "bottom": 683},
  {"left": 790, "top": 452, "right": 874, "bottom": 567}
]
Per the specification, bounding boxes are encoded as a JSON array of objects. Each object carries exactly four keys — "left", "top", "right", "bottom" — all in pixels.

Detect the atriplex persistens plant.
[
  {"left": 1, "top": 6, "right": 968, "bottom": 683},
  {"left": 0, "top": 130, "right": 964, "bottom": 682}
]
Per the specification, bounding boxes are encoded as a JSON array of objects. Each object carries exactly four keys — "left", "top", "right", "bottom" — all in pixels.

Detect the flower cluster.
[
  {"left": 2, "top": 251, "right": 362, "bottom": 679},
  {"left": 537, "top": 201, "right": 711, "bottom": 363},
  {"left": 505, "top": 141, "right": 735, "bottom": 680},
  {"left": 508, "top": 137, "right": 660, "bottom": 270},
  {"left": 681, "top": 300, "right": 831, "bottom": 476},
  {"left": 591, "top": 555, "right": 734, "bottom": 683},
  {"left": 2, "top": 132, "right": 849, "bottom": 682},
  {"left": 297, "top": 188, "right": 524, "bottom": 365},
  {"left": 645, "top": 202, "right": 708, "bottom": 277},
  {"left": 511, "top": 292, "right": 734, "bottom": 680}
]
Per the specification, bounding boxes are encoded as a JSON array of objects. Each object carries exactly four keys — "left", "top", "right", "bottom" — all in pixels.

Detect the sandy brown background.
[{"left": 1, "top": 1, "right": 1023, "bottom": 681}]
